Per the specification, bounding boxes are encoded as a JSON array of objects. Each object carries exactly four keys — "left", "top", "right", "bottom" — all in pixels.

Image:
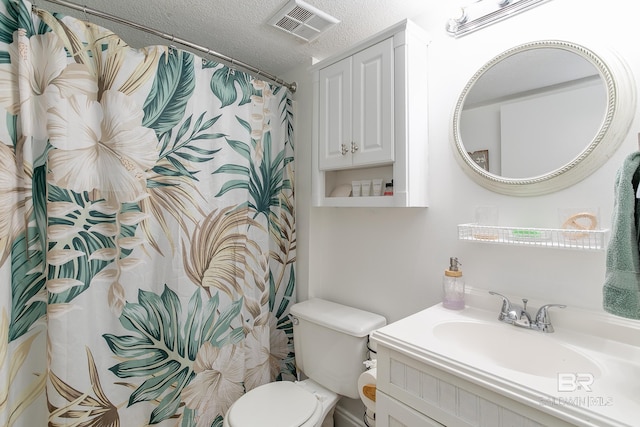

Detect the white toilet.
[{"left": 224, "top": 298, "right": 387, "bottom": 427}]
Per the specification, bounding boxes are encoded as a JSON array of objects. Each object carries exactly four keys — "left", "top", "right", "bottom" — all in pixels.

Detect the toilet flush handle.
[{"left": 290, "top": 315, "right": 299, "bottom": 325}]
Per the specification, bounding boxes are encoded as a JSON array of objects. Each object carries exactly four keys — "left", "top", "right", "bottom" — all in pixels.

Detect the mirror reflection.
[{"left": 459, "top": 47, "right": 607, "bottom": 179}]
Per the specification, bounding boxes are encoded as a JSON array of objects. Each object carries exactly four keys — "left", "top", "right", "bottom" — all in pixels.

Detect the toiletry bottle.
[
  {"left": 383, "top": 180, "right": 394, "bottom": 196},
  {"left": 443, "top": 257, "right": 465, "bottom": 310}
]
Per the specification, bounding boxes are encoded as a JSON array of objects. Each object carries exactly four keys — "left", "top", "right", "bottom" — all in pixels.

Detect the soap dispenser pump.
[{"left": 443, "top": 257, "right": 465, "bottom": 310}]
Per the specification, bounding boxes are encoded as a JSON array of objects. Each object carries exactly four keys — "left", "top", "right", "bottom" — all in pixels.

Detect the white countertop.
[{"left": 370, "top": 288, "right": 640, "bottom": 427}]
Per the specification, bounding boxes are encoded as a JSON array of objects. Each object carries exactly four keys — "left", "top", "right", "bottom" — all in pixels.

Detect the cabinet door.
[
  {"left": 352, "top": 37, "right": 394, "bottom": 167},
  {"left": 318, "top": 56, "right": 352, "bottom": 170},
  {"left": 377, "top": 391, "right": 444, "bottom": 427}
]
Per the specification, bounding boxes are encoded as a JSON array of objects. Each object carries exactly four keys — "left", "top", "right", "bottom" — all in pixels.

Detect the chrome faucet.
[{"left": 489, "top": 291, "right": 566, "bottom": 333}]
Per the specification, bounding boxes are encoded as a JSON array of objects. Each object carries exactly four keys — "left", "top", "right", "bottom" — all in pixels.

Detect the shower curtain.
[{"left": 0, "top": 1, "right": 296, "bottom": 426}]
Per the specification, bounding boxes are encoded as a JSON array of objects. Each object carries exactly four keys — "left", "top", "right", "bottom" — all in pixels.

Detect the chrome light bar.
[{"left": 446, "top": 0, "right": 552, "bottom": 37}]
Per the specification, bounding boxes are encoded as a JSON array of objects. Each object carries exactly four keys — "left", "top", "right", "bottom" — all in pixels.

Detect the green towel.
[{"left": 603, "top": 151, "right": 640, "bottom": 319}]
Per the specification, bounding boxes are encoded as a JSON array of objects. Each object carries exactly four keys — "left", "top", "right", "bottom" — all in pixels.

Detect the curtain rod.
[{"left": 37, "top": 0, "right": 297, "bottom": 92}]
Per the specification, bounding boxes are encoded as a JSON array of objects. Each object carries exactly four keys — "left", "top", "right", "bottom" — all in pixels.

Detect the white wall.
[
  {"left": 282, "top": 0, "right": 640, "bottom": 422},
  {"left": 286, "top": 0, "right": 640, "bottom": 320}
]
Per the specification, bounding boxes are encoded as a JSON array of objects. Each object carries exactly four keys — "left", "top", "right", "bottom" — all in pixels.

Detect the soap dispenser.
[{"left": 443, "top": 257, "right": 465, "bottom": 310}]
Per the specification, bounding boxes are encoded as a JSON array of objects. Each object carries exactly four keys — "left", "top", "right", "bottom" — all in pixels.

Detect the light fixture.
[
  {"left": 445, "top": 6, "right": 468, "bottom": 33},
  {"left": 446, "top": 0, "right": 552, "bottom": 37}
]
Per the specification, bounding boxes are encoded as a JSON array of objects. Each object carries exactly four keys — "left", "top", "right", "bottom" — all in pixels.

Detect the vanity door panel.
[
  {"left": 376, "top": 346, "right": 571, "bottom": 427},
  {"left": 377, "top": 390, "right": 444, "bottom": 427}
]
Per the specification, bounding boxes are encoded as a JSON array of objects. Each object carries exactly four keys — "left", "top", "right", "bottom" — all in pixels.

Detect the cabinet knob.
[
  {"left": 340, "top": 143, "right": 349, "bottom": 155},
  {"left": 351, "top": 141, "right": 359, "bottom": 153}
]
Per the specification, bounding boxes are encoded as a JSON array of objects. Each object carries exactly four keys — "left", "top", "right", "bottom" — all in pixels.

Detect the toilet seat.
[{"left": 226, "top": 381, "right": 322, "bottom": 427}]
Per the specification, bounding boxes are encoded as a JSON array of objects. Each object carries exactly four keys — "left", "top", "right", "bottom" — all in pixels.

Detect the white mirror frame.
[{"left": 451, "top": 40, "right": 637, "bottom": 196}]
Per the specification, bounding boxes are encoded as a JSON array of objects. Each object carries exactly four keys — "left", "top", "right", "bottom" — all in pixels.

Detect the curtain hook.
[{"left": 83, "top": 5, "right": 89, "bottom": 22}]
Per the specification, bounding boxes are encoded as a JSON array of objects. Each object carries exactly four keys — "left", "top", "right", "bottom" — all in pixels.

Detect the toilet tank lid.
[{"left": 290, "top": 299, "right": 387, "bottom": 337}]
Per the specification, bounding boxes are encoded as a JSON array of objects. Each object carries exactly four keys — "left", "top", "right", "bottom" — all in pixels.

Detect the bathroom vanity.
[{"left": 370, "top": 289, "right": 640, "bottom": 427}]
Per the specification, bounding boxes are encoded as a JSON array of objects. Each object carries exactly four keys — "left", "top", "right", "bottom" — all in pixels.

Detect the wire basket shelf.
[{"left": 458, "top": 223, "right": 608, "bottom": 251}]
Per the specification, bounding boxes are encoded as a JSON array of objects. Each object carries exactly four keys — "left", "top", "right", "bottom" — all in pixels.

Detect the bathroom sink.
[
  {"left": 432, "top": 320, "right": 601, "bottom": 378},
  {"left": 371, "top": 292, "right": 640, "bottom": 427}
]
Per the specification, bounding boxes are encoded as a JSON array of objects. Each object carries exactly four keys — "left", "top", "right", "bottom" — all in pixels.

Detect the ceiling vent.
[{"left": 268, "top": 0, "right": 340, "bottom": 42}]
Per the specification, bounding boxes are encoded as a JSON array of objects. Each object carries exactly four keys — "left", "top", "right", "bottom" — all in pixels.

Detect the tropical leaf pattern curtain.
[{"left": 0, "top": 1, "right": 296, "bottom": 426}]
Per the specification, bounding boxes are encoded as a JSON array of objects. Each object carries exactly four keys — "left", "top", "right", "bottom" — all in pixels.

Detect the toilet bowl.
[
  {"left": 223, "top": 299, "right": 386, "bottom": 427},
  {"left": 223, "top": 379, "right": 339, "bottom": 427}
]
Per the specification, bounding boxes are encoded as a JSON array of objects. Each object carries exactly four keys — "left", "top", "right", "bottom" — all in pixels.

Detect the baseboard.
[{"left": 334, "top": 405, "right": 365, "bottom": 427}]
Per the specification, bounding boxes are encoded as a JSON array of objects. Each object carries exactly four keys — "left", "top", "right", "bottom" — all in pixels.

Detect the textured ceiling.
[{"left": 38, "top": 0, "right": 444, "bottom": 80}]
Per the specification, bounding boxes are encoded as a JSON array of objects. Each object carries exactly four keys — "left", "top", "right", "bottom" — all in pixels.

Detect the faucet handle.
[
  {"left": 535, "top": 304, "right": 567, "bottom": 333},
  {"left": 489, "top": 291, "right": 512, "bottom": 320}
]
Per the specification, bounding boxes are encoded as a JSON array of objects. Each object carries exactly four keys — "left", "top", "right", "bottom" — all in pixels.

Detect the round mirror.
[{"left": 451, "top": 40, "right": 636, "bottom": 196}]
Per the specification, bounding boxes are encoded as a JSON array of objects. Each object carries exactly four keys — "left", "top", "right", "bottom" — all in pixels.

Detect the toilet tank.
[{"left": 290, "top": 299, "right": 386, "bottom": 399}]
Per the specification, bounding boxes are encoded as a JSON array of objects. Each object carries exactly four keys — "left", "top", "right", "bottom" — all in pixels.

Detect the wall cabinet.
[
  {"left": 318, "top": 37, "right": 394, "bottom": 171},
  {"left": 311, "top": 20, "right": 430, "bottom": 207}
]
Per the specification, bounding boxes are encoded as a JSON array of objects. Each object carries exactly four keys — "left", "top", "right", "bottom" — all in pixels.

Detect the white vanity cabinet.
[
  {"left": 374, "top": 345, "right": 571, "bottom": 427},
  {"left": 371, "top": 300, "right": 640, "bottom": 427},
  {"left": 311, "top": 20, "right": 429, "bottom": 207}
]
